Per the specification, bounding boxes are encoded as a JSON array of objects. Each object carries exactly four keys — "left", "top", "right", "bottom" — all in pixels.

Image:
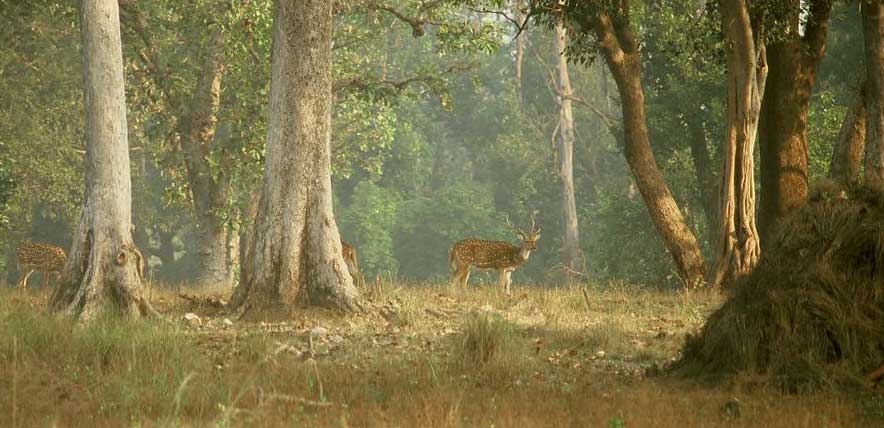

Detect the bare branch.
[
  {"left": 333, "top": 62, "right": 473, "bottom": 94},
  {"left": 529, "top": 39, "right": 621, "bottom": 132},
  {"left": 364, "top": 2, "right": 428, "bottom": 37}
]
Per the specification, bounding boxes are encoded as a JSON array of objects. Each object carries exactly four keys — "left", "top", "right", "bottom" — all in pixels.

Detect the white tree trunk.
[
  {"left": 554, "top": 23, "right": 582, "bottom": 284},
  {"left": 513, "top": 0, "right": 526, "bottom": 105},
  {"left": 51, "top": 0, "right": 153, "bottom": 319},
  {"left": 230, "top": 0, "right": 357, "bottom": 315}
]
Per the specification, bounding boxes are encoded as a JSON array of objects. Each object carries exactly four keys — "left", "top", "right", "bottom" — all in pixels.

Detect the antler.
[
  {"left": 529, "top": 211, "right": 541, "bottom": 234},
  {"left": 505, "top": 215, "right": 525, "bottom": 236}
]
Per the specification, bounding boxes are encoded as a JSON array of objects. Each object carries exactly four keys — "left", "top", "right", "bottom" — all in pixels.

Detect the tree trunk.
[
  {"left": 514, "top": 0, "right": 526, "bottom": 105},
  {"left": 178, "top": 30, "right": 235, "bottom": 289},
  {"left": 687, "top": 119, "right": 718, "bottom": 236},
  {"left": 863, "top": 0, "right": 884, "bottom": 189},
  {"left": 829, "top": 83, "right": 867, "bottom": 186},
  {"left": 757, "top": 0, "right": 832, "bottom": 240},
  {"left": 50, "top": 0, "right": 153, "bottom": 320},
  {"left": 553, "top": 23, "right": 582, "bottom": 284},
  {"left": 230, "top": 0, "right": 358, "bottom": 315},
  {"left": 591, "top": 9, "right": 706, "bottom": 288},
  {"left": 157, "top": 227, "right": 176, "bottom": 279},
  {"left": 709, "top": 0, "right": 766, "bottom": 288}
]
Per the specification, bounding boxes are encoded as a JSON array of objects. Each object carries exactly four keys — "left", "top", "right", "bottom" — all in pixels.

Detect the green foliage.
[
  {"left": 0, "top": 1, "right": 83, "bottom": 239},
  {"left": 808, "top": 91, "right": 846, "bottom": 181},
  {"left": 0, "top": 0, "right": 865, "bottom": 288},
  {"left": 394, "top": 181, "right": 505, "bottom": 280},
  {"left": 339, "top": 181, "right": 401, "bottom": 277},
  {"left": 585, "top": 188, "right": 676, "bottom": 285}
]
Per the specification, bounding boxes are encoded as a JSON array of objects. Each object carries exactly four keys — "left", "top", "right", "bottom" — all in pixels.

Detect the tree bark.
[
  {"left": 230, "top": 0, "right": 358, "bottom": 316},
  {"left": 709, "top": 0, "right": 766, "bottom": 288},
  {"left": 514, "top": 0, "right": 526, "bottom": 105},
  {"left": 156, "top": 226, "right": 176, "bottom": 279},
  {"left": 757, "top": 0, "right": 832, "bottom": 240},
  {"left": 829, "top": 83, "right": 867, "bottom": 186},
  {"left": 50, "top": 0, "right": 153, "bottom": 320},
  {"left": 553, "top": 23, "right": 582, "bottom": 284},
  {"left": 178, "top": 30, "right": 235, "bottom": 289},
  {"left": 863, "top": 0, "right": 884, "bottom": 189},
  {"left": 589, "top": 5, "right": 706, "bottom": 288},
  {"left": 687, "top": 119, "right": 718, "bottom": 235}
]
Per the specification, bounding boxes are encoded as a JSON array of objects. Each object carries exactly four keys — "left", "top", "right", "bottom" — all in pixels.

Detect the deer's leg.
[
  {"left": 504, "top": 270, "right": 513, "bottom": 295},
  {"left": 18, "top": 268, "right": 34, "bottom": 289},
  {"left": 41, "top": 270, "right": 50, "bottom": 288},
  {"left": 460, "top": 268, "right": 471, "bottom": 289}
]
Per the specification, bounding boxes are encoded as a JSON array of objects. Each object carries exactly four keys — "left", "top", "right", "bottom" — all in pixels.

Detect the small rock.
[
  {"left": 222, "top": 318, "right": 234, "bottom": 327},
  {"left": 183, "top": 312, "right": 202, "bottom": 327},
  {"left": 595, "top": 350, "right": 606, "bottom": 358},
  {"left": 310, "top": 327, "right": 329, "bottom": 338}
]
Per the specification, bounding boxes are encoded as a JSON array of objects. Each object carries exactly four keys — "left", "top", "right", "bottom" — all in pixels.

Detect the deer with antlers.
[{"left": 448, "top": 214, "right": 541, "bottom": 295}]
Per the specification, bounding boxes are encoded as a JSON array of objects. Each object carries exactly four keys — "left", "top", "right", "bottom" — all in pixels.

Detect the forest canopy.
[{"left": 0, "top": 0, "right": 869, "bottom": 289}]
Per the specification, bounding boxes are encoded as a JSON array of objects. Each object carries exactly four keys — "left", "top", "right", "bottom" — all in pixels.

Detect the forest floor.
[{"left": 0, "top": 280, "right": 879, "bottom": 427}]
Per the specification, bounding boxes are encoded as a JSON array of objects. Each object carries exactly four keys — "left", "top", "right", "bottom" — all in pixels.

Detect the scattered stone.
[
  {"left": 595, "top": 350, "right": 606, "bottom": 358},
  {"left": 222, "top": 318, "right": 234, "bottom": 327},
  {"left": 310, "top": 326, "right": 329, "bottom": 338}
]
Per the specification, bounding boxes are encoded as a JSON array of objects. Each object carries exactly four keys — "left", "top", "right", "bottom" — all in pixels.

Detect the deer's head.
[{"left": 506, "top": 213, "right": 541, "bottom": 251}]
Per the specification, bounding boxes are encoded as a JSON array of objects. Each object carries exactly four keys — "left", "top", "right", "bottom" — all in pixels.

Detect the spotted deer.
[
  {"left": 16, "top": 241, "right": 66, "bottom": 289},
  {"left": 341, "top": 241, "right": 365, "bottom": 287},
  {"left": 448, "top": 215, "right": 541, "bottom": 295}
]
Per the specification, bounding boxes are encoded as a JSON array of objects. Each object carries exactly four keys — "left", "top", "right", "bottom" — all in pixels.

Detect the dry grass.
[
  {"left": 676, "top": 183, "right": 884, "bottom": 392},
  {"left": 0, "top": 282, "right": 876, "bottom": 427}
]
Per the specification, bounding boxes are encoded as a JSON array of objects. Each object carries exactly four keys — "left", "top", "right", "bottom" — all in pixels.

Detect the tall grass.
[{"left": 0, "top": 294, "right": 222, "bottom": 426}]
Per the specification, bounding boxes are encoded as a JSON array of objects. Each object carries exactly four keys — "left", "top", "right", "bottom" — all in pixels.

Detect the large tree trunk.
[
  {"left": 757, "top": 0, "right": 832, "bottom": 240},
  {"left": 230, "top": 0, "right": 358, "bottom": 316},
  {"left": 863, "top": 0, "right": 884, "bottom": 189},
  {"left": 553, "top": 23, "right": 582, "bottom": 284},
  {"left": 829, "top": 83, "right": 867, "bottom": 186},
  {"left": 590, "top": 7, "right": 706, "bottom": 288},
  {"left": 709, "top": 0, "right": 767, "bottom": 288},
  {"left": 178, "top": 30, "right": 235, "bottom": 289},
  {"left": 50, "top": 0, "right": 153, "bottom": 320}
]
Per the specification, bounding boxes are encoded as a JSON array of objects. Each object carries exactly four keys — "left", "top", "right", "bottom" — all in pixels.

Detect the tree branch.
[
  {"left": 333, "top": 62, "right": 473, "bottom": 94},
  {"left": 364, "top": 2, "right": 428, "bottom": 37},
  {"left": 529, "top": 39, "right": 621, "bottom": 134},
  {"left": 801, "top": 0, "right": 834, "bottom": 68}
]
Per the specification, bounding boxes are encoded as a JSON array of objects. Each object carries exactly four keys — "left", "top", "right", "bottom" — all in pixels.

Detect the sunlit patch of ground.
[{"left": 0, "top": 281, "right": 875, "bottom": 427}]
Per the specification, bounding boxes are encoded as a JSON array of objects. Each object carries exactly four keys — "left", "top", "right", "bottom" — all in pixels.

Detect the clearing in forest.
[{"left": 0, "top": 283, "right": 875, "bottom": 427}]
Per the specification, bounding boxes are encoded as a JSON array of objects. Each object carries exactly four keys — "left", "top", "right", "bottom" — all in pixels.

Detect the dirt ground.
[{"left": 1, "top": 281, "right": 879, "bottom": 427}]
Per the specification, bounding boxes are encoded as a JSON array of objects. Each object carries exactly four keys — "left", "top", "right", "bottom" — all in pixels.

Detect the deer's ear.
[
  {"left": 534, "top": 233, "right": 541, "bottom": 241},
  {"left": 517, "top": 232, "right": 526, "bottom": 240}
]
